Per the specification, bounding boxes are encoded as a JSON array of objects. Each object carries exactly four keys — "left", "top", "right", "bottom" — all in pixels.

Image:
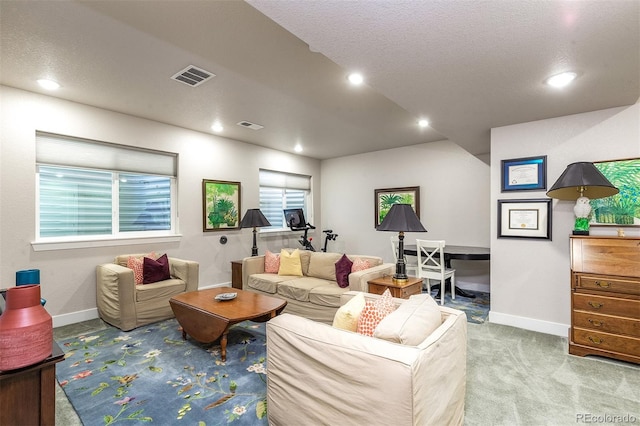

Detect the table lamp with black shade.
[
  {"left": 546, "top": 162, "right": 618, "bottom": 235},
  {"left": 376, "top": 203, "right": 427, "bottom": 283},
  {"left": 240, "top": 209, "right": 271, "bottom": 256}
]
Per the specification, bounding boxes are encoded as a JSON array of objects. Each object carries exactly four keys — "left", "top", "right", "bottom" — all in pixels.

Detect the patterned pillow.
[
  {"left": 351, "top": 257, "right": 371, "bottom": 272},
  {"left": 334, "top": 254, "right": 354, "bottom": 288},
  {"left": 278, "top": 249, "right": 303, "bottom": 276},
  {"left": 264, "top": 250, "right": 280, "bottom": 273},
  {"left": 126, "top": 252, "right": 158, "bottom": 284},
  {"left": 356, "top": 289, "right": 396, "bottom": 336}
]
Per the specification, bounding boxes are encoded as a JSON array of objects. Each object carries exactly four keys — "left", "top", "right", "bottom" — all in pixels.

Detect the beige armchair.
[
  {"left": 266, "top": 291, "right": 467, "bottom": 425},
  {"left": 96, "top": 254, "right": 199, "bottom": 331}
]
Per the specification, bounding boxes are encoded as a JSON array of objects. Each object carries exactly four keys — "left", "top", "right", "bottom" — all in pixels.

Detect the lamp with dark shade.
[
  {"left": 376, "top": 203, "right": 427, "bottom": 283},
  {"left": 546, "top": 162, "right": 618, "bottom": 235},
  {"left": 240, "top": 209, "right": 271, "bottom": 256}
]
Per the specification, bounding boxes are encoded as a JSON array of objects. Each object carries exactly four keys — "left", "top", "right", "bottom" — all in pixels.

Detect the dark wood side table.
[
  {"left": 367, "top": 276, "right": 422, "bottom": 299},
  {"left": 0, "top": 340, "right": 65, "bottom": 426},
  {"left": 230, "top": 260, "right": 243, "bottom": 289}
]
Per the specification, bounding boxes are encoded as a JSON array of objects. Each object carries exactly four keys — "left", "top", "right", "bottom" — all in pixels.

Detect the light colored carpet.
[{"left": 54, "top": 318, "right": 640, "bottom": 425}]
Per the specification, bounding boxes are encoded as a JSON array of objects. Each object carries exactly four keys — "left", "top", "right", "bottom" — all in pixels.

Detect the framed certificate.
[
  {"left": 501, "top": 156, "right": 547, "bottom": 192},
  {"left": 498, "top": 199, "right": 552, "bottom": 240}
]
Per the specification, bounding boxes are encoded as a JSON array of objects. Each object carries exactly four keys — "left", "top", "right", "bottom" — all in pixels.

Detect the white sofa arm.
[
  {"left": 347, "top": 262, "right": 395, "bottom": 292},
  {"left": 241, "top": 255, "right": 265, "bottom": 289}
]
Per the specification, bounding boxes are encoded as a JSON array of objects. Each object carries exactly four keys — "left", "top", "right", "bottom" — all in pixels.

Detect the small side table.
[
  {"left": 367, "top": 276, "right": 422, "bottom": 299},
  {"left": 230, "top": 260, "right": 243, "bottom": 289}
]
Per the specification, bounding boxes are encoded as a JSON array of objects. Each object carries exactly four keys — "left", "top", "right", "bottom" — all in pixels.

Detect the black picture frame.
[
  {"left": 497, "top": 198, "right": 552, "bottom": 240},
  {"left": 501, "top": 156, "right": 547, "bottom": 192}
]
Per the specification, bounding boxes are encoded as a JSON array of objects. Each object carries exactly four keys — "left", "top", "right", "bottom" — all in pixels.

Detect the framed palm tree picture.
[
  {"left": 591, "top": 158, "right": 640, "bottom": 227},
  {"left": 202, "top": 179, "right": 241, "bottom": 231},
  {"left": 374, "top": 186, "right": 420, "bottom": 227}
]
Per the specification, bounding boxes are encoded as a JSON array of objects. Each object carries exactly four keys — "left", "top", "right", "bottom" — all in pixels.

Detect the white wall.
[
  {"left": 490, "top": 103, "right": 640, "bottom": 336},
  {"left": 0, "top": 86, "right": 321, "bottom": 325},
  {"left": 321, "top": 140, "right": 491, "bottom": 290}
]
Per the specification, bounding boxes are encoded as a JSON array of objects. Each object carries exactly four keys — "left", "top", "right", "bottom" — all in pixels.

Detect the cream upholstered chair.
[
  {"left": 390, "top": 236, "right": 418, "bottom": 277},
  {"left": 416, "top": 239, "right": 455, "bottom": 305},
  {"left": 96, "top": 254, "right": 199, "bottom": 331}
]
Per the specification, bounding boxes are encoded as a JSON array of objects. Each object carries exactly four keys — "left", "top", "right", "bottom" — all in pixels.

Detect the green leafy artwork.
[
  {"left": 204, "top": 181, "right": 240, "bottom": 229},
  {"left": 591, "top": 158, "right": 639, "bottom": 226}
]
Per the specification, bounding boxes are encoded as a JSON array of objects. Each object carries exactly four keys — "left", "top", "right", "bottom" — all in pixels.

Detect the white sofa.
[
  {"left": 266, "top": 291, "right": 467, "bottom": 425},
  {"left": 242, "top": 250, "right": 395, "bottom": 323}
]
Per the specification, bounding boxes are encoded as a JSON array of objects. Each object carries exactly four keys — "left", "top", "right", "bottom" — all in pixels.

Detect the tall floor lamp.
[
  {"left": 240, "top": 209, "right": 271, "bottom": 256},
  {"left": 376, "top": 203, "right": 427, "bottom": 283},
  {"left": 546, "top": 162, "right": 618, "bottom": 235}
]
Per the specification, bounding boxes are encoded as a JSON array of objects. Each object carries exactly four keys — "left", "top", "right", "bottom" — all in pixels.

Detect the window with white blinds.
[
  {"left": 36, "top": 132, "right": 177, "bottom": 240},
  {"left": 259, "top": 169, "right": 311, "bottom": 231}
]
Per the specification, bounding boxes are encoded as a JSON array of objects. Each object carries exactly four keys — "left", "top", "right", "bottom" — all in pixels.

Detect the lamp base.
[
  {"left": 392, "top": 275, "right": 408, "bottom": 284},
  {"left": 572, "top": 230, "right": 589, "bottom": 236}
]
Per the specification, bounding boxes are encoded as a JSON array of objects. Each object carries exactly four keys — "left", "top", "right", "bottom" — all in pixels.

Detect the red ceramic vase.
[{"left": 0, "top": 284, "right": 53, "bottom": 371}]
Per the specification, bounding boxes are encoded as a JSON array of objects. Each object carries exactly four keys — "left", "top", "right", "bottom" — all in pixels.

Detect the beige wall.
[
  {"left": 0, "top": 86, "right": 321, "bottom": 325},
  {"left": 490, "top": 103, "right": 640, "bottom": 335}
]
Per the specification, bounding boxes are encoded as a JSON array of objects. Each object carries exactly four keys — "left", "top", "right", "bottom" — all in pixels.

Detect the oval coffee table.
[{"left": 169, "top": 288, "right": 286, "bottom": 361}]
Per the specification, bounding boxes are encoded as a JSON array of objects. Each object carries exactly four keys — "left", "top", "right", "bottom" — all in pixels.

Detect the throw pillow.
[
  {"left": 334, "top": 254, "right": 354, "bottom": 288},
  {"left": 143, "top": 253, "right": 171, "bottom": 284},
  {"left": 127, "top": 252, "right": 157, "bottom": 284},
  {"left": 374, "top": 294, "right": 442, "bottom": 346},
  {"left": 264, "top": 250, "right": 280, "bottom": 273},
  {"left": 351, "top": 258, "right": 371, "bottom": 273},
  {"left": 333, "top": 292, "right": 366, "bottom": 331},
  {"left": 278, "top": 249, "right": 303, "bottom": 276},
  {"left": 356, "top": 289, "right": 396, "bottom": 336}
]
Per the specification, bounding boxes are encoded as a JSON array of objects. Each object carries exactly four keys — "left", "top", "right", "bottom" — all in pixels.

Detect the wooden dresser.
[{"left": 569, "top": 236, "right": 640, "bottom": 364}]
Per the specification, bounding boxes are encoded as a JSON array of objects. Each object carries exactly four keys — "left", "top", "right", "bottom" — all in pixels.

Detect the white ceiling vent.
[
  {"left": 171, "top": 65, "right": 215, "bottom": 87},
  {"left": 236, "top": 121, "right": 264, "bottom": 130}
]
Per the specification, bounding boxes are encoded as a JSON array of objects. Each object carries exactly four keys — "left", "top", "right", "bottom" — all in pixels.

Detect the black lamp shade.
[
  {"left": 240, "top": 209, "right": 271, "bottom": 228},
  {"left": 376, "top": 204, "right": 427, "bottom": 282},
  {"left": 240, "top": 209, "right": 271, "bottom": 256},
  {"left": 377, "top": 204, "right": 427, "bottom": 232},
  {"left": 546, "top": 162, "right": 619, "bottom": 201}
]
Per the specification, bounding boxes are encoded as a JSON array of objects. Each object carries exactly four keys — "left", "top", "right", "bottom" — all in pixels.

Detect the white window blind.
[
  {"left": 259, "top": 169, "right": 311, "bottom": 230},
  {"left": 35, "top": 132, "right": 177, "bottom": 240}
]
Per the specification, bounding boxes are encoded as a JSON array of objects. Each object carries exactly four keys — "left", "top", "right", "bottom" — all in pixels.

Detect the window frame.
[{"left": 259, "top": 169, "right": 312, "bottom": 234}]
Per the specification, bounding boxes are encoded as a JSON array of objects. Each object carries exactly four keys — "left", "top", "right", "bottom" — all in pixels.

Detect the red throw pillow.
[
  {"left": 356, "top": 289, "right": 396, "bottom": 336},
  {"left": 351, "top": 258, "right": 371, "bottom": 273},
  {"left": 143, "top": 253, "right": 171, "bottom": 284},
  {"left": 335, "top": 254, "right": 354, "bottom": 288},
  {"left": 264, "top": 250, "right": 280, "bottom": 273}
]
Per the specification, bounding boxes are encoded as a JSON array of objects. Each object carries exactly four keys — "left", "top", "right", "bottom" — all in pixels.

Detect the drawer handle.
[
  {"left": 595, "top": 281, "right": 611, "bottom": 288},
  {"left": 588, "top": 336, "right": 604, "bottom": 345},
  {"left": 588, "top": 301, "right": 604, "bottom": 309},
  {"left": 587, "top": 318, "right": 604, "bottom": 327}
]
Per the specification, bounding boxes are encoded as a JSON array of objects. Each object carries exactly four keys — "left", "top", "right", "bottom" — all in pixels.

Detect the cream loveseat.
[
  {"left": 242, "top": 250, "right": 394, "bottom": 323},
  {"left": 266, "top": 291, "right": 467, "bottom": 425},
  {"left": 96, "top": 254, "right": 199, "bottom": 331}
]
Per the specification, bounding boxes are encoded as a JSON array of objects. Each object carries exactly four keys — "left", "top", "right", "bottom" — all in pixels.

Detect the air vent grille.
[
  {"left": 236, "top": 121, "right": 264, "bottom": 130},
  {"left": 171, "top": 65, "right": 215, "bottom": 87}
]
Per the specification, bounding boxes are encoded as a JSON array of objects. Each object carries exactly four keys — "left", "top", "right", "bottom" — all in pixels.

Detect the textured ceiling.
[{"left": 1, "top": 0, "right": 638, "bottom": 161}]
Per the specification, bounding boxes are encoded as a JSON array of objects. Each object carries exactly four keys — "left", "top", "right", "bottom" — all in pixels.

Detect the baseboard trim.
[
  {"left": 52, "top": 283, "right": 233, "bottom": 328},
  {"left": 489, "top": 311, "right": 569, "bottom": 337}
]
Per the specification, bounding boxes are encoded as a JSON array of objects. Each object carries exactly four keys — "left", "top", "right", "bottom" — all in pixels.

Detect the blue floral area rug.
[
  {"left": 424, "top": 288, "right": 490, "bottom": 324},
  {"left": 56, "top": 319, "right": 268, "bottom": 426}
]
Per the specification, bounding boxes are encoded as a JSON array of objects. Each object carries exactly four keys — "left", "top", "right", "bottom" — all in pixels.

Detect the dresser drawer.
[
  {"left": 572, "top": 293, "right": 640, "bottom": 318},
  {"left": 573, "top": 327, "right": 640, "bottom": 358},
  {"left": 573, "top": 310, "right": 640, "bottom": 337},
  {"left": 574, "top": 274, "right": 640, "bottom": 296}
]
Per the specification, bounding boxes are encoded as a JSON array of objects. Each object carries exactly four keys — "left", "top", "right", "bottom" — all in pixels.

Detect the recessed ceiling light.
[
  {"left": 418, "top": 119, "right": 430, "bottom": 128},
  {"left": 545, "top": 71, "right": 577, "bottom": 88},
  {"left": 294, "top": 144, "right": 303, "bottom": 153},
  {"left": 211, "top": 122, "right": 224, "bottom": 133},
  {"left": 37, "top": 79, "right": 60, "bottom": 90},
  {"left": 347, "top": 72, "right": 364, "bottom": 86}
]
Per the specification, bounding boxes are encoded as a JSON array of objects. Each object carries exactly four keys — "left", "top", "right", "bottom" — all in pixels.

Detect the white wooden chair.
[
  {"left": 416, "top": 239, "right": 456, "bottom": 305},
  {"left": 390, "top": 236, "right": 419, "bottom": 277}
]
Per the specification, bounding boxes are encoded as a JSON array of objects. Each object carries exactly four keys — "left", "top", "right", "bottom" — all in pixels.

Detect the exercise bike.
[{"left": 284, "top": 208, "right": 338, "bottom": 252}]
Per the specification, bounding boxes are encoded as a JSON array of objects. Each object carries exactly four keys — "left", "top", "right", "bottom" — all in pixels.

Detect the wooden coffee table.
[{"left": 169, "top": 288, "right": 286, "bottom": 361}]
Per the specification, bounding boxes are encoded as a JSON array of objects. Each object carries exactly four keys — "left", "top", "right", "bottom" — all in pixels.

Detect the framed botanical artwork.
[
  {"left": 374, "top": 186, "right": 420, "bottom": 227},
  {"left": 497, "top": 198, "right": 552, "bottom": 240},
  {"left": 591, "top": 157, "right": 640, "bottom": 227},
  {"left": 501, "top": 156, "right": 547, "bottom": 192},
  {"left": 202, "top": 179, "right": 241, "bottom": 232}
]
